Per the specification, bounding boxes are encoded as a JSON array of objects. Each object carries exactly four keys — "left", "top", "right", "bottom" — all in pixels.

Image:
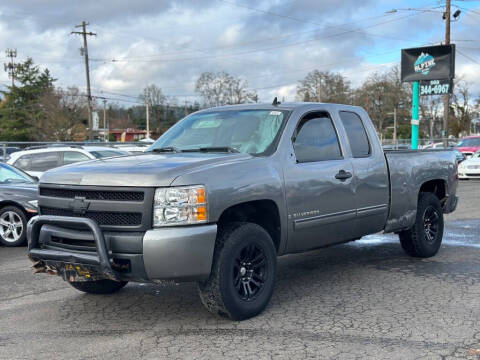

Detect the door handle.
[{"left": 335, "top": 170, "right": 352, "bottom": 181}]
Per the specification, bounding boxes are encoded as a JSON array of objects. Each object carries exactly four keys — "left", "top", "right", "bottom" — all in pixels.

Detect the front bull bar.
[{"left": 27, "top": 215, "right": 117, "bottom": 279}]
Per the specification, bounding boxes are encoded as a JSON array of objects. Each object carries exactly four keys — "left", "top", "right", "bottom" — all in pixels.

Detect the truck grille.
[
  {"left": 38, "top": 185, "right": 154, "bottom": 231},
  {"left": 40, "top": 207, "right": 142, "bottom": 226},
  {"left": 39, "top": 187, "right": 144, "bottom": 202}
]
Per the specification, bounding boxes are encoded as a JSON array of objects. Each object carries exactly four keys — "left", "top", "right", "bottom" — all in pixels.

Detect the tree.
[
  {"left": 0, "top": 58, "right": 56, "bottom": 141},
  {"left": 34, "top": 87, "right": 90, "bottom": 141},
  {"left": 352, "top": 66, "right": 411, "bottom": 137},
  {"left": 138, "top": 84, "right": 167, "bottom": 132},
  {"left": 297, "top": 70, "right": 352, "bottom": 104},
  {"left": 195, "top": 71, "right": 258, "bottom": 107},
  {"left": 451, "top": 80, "right": 475, "bottom": 137}
]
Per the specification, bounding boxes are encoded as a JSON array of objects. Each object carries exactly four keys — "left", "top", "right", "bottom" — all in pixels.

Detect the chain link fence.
[{"left": 0, "top": 137, "right": 463, "bottom": 161}]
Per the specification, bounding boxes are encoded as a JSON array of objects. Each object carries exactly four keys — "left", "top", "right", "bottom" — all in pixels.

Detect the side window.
[
  {"left": 29, "top": 152, "right": 61, "bottom": 172},
  {"left": 14, "top": 155, "right": 32, "bottom": 171},
  {"left": 63, "top": 151, "right": 91, "bottom": 165},
  {"left": 293, "top": 113, "right": 342, "bottom": 163},
  {"left": 339, "top": 111, "right": 371, "bottom": 158}
]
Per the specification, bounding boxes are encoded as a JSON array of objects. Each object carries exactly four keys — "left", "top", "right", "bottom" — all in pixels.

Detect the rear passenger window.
[
  {"left": 293, "top": 113, "right": 342, "bottom": 163},
  {"left": 29, "top": 152, "right": 61, "bottom": 172},
  {"left": 339, "top": 111, "right": 371, "bottom": 158}
]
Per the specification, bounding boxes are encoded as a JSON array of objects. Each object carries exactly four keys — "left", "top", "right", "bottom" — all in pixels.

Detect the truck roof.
[{"left": 197, "top": 102, "right": 365, "bottom": 113}]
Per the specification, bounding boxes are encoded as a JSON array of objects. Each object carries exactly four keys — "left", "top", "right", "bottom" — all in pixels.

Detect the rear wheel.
[
  {"left": 198, "top": 222, "right": 277, "bottom": 320},
  {"left": 0, "top": 206, "right": 27, "bottom": 247},
  {"left": 399, "top": 192, "right": 444, "bottom": 258},
  {"left": 69, "top": 279, "right": 128, "bottom": 294}
]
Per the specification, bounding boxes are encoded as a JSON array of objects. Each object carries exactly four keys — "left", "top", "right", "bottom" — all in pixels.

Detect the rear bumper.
[{"left": 27, "top": 215, "right": 217, "bottom": 282}]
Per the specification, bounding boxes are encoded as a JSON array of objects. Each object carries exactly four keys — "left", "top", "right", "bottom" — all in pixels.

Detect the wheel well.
[
  {"left": 0, "top": 201, "right": 26, "bottom": 214},
  {"left": 217, "top": 200, "right": 281, "bottom": 251},
  {"left": 419, "top": 180, "right": 447, "bottom": 204}
]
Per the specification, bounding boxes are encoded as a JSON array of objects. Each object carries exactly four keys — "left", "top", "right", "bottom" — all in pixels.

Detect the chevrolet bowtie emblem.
[{"left": 69, "top": 196, "right": 90, "bottom": 215}]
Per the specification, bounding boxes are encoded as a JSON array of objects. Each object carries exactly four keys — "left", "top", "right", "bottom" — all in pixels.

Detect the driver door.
[{"left": 284, "top": 111, "right": 357, "bottom": 252}]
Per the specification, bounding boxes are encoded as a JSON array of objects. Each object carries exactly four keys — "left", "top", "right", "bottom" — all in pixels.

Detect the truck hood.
[{"left": 40, "top": 152, "right": 253, "bottom": 187}]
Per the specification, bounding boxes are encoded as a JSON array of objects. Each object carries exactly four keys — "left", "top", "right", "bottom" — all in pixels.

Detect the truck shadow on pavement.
[{"left": 54, "top": 222, "right": 480, "bottom": 328}]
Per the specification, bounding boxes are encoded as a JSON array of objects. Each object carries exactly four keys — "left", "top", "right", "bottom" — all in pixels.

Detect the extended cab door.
[
  {"left": 337, "top": 110, "right": 389, "bottom": 237},
  {"left": 284, "top": 111, "right": 357, "bottom": 252}
]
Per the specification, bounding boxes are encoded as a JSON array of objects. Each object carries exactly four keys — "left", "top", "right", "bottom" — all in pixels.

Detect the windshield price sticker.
[{"left": 419, "top": 79, "right": 452, "bottom": 96}]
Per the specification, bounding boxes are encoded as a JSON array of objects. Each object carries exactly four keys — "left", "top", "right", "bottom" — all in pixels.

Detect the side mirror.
[{"left": 31, "top": 176, "right": 39, "bottom": 182}]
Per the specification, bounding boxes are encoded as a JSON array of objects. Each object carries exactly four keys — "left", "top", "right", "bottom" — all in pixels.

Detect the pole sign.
[
  {"left": 401, "top": 44, "right": 455, "bottom": 82},
  {"left": 419, "top": 79, "right": 453, "bottom": 96}
]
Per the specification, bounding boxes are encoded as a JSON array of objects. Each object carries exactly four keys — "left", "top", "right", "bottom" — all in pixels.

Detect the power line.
[
  {"left": 102, "top": 13, "right": 420, "bottom": 64},
  {"left": 457, "top": 48, "right": 480, "bottom": 64}
]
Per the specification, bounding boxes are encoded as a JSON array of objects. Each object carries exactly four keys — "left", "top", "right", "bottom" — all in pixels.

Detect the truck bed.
[{"left": 384, "top": 149, "right": 458, "bottom": 233}]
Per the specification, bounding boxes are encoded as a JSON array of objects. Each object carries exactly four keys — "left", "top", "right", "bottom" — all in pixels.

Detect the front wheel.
[
  {"left": 399, "top": 192, "right": 444, "bottom": 258},
  {"left": 0, "top": 206, "right": 28, "bottom": 247},
  {"left": 69, "top": 279, "right": 128, "bottom": 294},
  {"left": 198, "top": 222, "right": 277, "bottom": 320}
]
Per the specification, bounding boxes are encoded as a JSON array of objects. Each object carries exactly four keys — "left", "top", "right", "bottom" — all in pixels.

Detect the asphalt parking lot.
[{"left": 1, "top": 181, "right": 479, "bottom": 359}]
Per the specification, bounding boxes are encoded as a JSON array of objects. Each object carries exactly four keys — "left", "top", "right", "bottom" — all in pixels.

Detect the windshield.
[
  {"left": 0, "top": 163, "right": 35, "bottom": 184},
  {"left": 149, "top": 109, "right": 289, "bottom": 155},
  {"left": 457, "top": 138, "right": 480, "bottom": 147},
  {"left": 90, "top": 150, "right": 130, "bottom": 159}
]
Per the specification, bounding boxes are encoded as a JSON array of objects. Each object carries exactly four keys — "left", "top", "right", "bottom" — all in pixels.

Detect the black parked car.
[{"left": 0, "top": 162, "right": 38, "bottom": 246}]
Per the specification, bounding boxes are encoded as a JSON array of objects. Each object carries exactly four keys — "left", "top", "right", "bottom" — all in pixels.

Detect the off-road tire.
[
  {"left": 0, "top": 205, "right": 28, "bottom": 247},
  {"left": 69, "top": 279, "right": 128, "bottom": 294},
  {"left": 197, "top": 222, "right": 277, "bottom": 320},
  {"left": 399, "top": 192, "right": 444, "bottom": 258}
]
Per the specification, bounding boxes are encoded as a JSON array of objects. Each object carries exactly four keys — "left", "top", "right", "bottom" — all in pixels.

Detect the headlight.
[{"left": 153, "top": 185, "right": 207, "bottom": 227}]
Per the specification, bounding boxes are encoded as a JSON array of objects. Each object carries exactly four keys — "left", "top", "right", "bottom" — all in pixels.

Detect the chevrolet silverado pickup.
[{"left": 27, "top": 102, "right": 458, "bottom": 320}]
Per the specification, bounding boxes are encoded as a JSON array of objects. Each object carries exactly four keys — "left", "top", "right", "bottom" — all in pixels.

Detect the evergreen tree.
[{"left": 0, "top": 58, "right": 56, "bottom": 141}]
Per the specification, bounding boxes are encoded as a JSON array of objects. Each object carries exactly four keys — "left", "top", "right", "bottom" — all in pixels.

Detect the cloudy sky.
[{"left": 0, "top": 0, "right": 479, "bottom": 106}]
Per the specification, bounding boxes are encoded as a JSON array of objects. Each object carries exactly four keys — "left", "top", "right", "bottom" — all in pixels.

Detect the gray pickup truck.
[{"left": 27, "top": 102, "right": 458, "bottom": 320}]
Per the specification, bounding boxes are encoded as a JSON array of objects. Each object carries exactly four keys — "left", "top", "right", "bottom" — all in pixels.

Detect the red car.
[{"left": 456, "top": 136, "right": 480, "bottom": 158}]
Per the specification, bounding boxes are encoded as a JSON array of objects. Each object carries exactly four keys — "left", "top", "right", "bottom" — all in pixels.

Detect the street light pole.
[
  {"left": 442, "top": 0, "right": 451, "bottom": 147},
  {"left": 103, "top": 99, "right": 107, "bottom": 142}
]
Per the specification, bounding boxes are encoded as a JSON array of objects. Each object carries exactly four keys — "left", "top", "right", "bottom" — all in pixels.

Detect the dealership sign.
[
  {"left": 419, "top": 79, "right": 453, "bottom": 96},
  {"left": 401, "top": 44, "right": 455, "bottom": 82}
]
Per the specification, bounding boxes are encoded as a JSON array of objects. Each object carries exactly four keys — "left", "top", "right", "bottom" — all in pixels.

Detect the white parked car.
[
  {"left": 422, "top": 141, "right": 456, "bottom": 149},
  {"left": 113, "top": 144, "right": 151, "bottom": 154},
  {"left": 7, "top": 146, "right": 130, "bottom": 178},
  {"left": 458, "top": 150, "right": 480, "bottom": 180}
]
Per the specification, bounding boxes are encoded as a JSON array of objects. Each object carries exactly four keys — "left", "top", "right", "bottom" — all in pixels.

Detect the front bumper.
[
  {"left": 27, "top": 215, "right": 217, "bottom": 282},
  {"left": 458, "top": 170, "right": 480, "bottom": 179}
]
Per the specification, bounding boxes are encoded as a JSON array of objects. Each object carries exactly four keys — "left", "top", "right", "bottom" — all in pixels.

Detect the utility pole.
[
  {"left": 393, "top": 107, "right": 397, "bottom": 146},
  {"left": 4, "top": 49, "right": 18, "bottom": 110},
  {"left": 443, "top": 0, "right": 451, "bottom": 147},
  {"left": 102, "top": 99, "right": 107, "bottom": 142},
  {"left": 145, "top": 100, "right": 150, "bottom": 139},
  {"left": 71, "top": 21, "right": 96, "bottom": 141},
  {"left": 4, "top": 49, "right": 17, "bottom": 88},
  {"left": 317, "top": 77, "right": 322, "bottom": 102}
]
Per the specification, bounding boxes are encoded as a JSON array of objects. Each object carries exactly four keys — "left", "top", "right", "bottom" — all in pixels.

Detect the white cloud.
[{"left": 0, "top": 0, "right": 478, "bottom": 105}]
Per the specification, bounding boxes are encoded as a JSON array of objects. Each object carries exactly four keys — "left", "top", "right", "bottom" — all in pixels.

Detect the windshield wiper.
[
  {"left": 150, "top": 146, "right": 181, "bottom": 153},
  {"left": 182, "top": 147, "right": 240, "bottom": 153}
]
